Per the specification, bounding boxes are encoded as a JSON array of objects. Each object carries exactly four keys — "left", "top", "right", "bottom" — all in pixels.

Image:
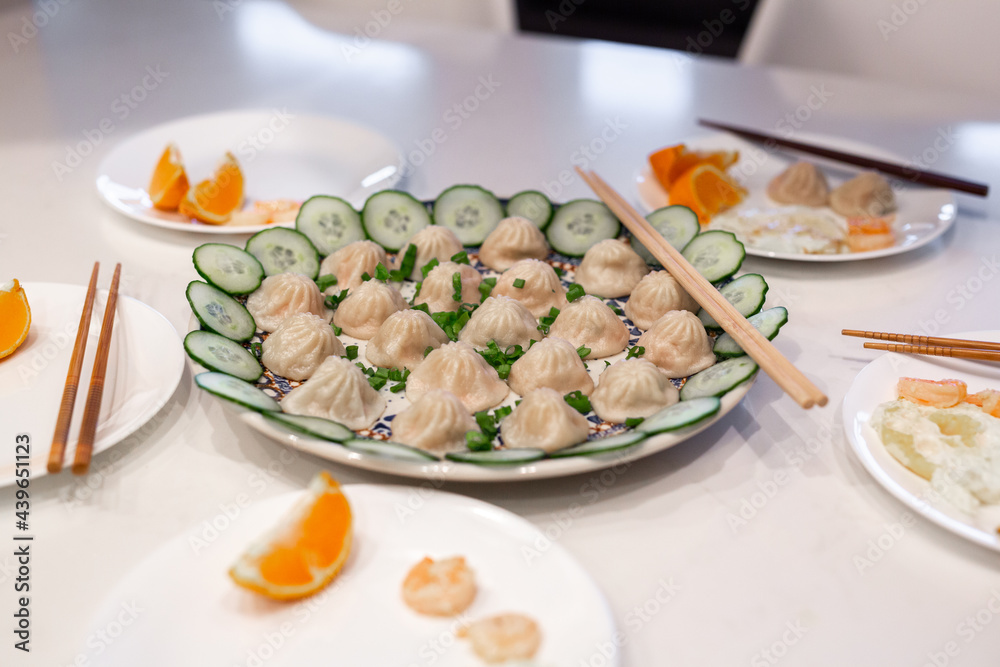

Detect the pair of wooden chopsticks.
[
  {"left": 576, "top": 168, "right": 827, "bottom": 409},
  {"left": 48, "top": 262, "right": 122, "bottom": 475},
  {"left": 843, "top": 330, "right": 1000, "bottom": 362},
  {"left": 698, "top": 119, "right": 989, "bottom": 197}
]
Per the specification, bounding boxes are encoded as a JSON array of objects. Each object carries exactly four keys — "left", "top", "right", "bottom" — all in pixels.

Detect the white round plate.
[
  {"left": 85, "top": 484, "right": 619, "bottom": 666},
  {"left": 96, "top": 110, "right": 403, "bottom": 234},
  {"left": 842, "top": 330, "right": 1000, "bottom": 552},
  {"left": 636, "top": 132, "right": 957, "bottom": 262},
  {"left": 0, "top": 283, "right": 184, "bottom": 486}
]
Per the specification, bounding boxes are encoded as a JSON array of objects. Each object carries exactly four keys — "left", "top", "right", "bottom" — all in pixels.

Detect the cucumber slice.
[
  {"left": 699, "top": 274, "right": 769, "bottom": 330},
  {"left": 631, "top": 205, "right": 700, "bottom": 266},
  {"left": 713, "top": 307, "right": 789, "bottom": 358},
  {"left": 343, "top": 437, "right": 440, "bottom": 462},
  {"left": 506, "top": 190, "right": 554, "bottom": 230},
  {"left": 445, "top": 448, "right": 547, "bottom": 465},
  {"left": 361, "top": 190, "right": 431, "bottom": 252},
  {"left": 637, "top": 397, "right": 721, "bottom": 434},
  {"left": 680, "top": 357, "right": 758, "bottom": 400},
  {"left": 262, "top": 412, "right": 354, "bottom": 442},
  {"left": 245, "top": 228, "right": 321, "bottom": 279},
  {"left": 432, "top": 185, "right": 504, "bottom": 245},
  {"left": 195, "top": 372, "right": 280, "bottom": 412},
  {"left": 186, "top": 280, "right": 256, "bottom": 342},
  {"left": 681, "top": 230, "right": 745, "bottom": 283},
  {"left": 548, "top": 431, "right": 646, "bottom": 458},
  {"left": 184, "top": 330, "right": 262, "bottom": 381},
  {"left": 295, "top": 195, "right": 365, "bottom": 256},
  {"left": 545, "top": 199, "right": 621, "bottom": 257},
  {"left": 192, "top": 243, "right": 265, "bottom": 295}
]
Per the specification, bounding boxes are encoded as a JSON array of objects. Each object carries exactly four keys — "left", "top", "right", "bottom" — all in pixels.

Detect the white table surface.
[{"left": 2, "top": 0, "right": 1000, "bottom": 665}]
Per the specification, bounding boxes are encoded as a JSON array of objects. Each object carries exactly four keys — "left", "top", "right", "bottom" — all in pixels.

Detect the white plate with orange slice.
[
  {"left": 96, "top": 110, "right": 403, "bottom": 234},
  {"left": 84, "top": 480, "right": 620, "bottom": 666},
  {"left": 636, "top": 132, "right": 957, "bottom": 262}
]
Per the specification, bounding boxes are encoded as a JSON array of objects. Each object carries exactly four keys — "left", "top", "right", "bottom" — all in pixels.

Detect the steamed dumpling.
[
  {"left": 318, "top": 240, "right": 387, "bottom": 293},
  {"left": 548, "top": 295, "right": 628, "bottom": 359},
  {"left": 332, "top": 279, "right": 408, "bottom": 339},
  {"left": 492, "top": 259, "right": 568, "bottom": 319},
  {"left": 281, "top": 356, "right": 385, "bottom": 429},
  {"left": 366, "top": 309, "right": 449, "bottom": 370},
  {"left": 507, "top": 337, "right": 593, "bottom": 396},
  {"left": 767, "top": 161, "right": 830, "bottom": 207},
  {"left": 391, "top": 389, "right": 477, "bottom": 453},
  {"left": 500, "top": 388, "right": 590, "bottom": 453},
  {"left": 246, "top": 273, "right": 329, "bottom": 332},
  {"left": 637, "top": 310, "right": 715, "bottom": 378},
  {"left": 459, "top": 296, "right": 539, "bottom": 351},
  {"left": 830, "top": 171, "right": 897, "bottom": 218},
  {"left": 624, "top": 271, "right": 699, "bottom": 330},
  {"left": 261, "top": 313, "right": 345, "bottom": 381},
  {"left": 478, "top": 216, "right": 550, "bottom": 271},
  {"left": 406, "top": 341, "right": 509, "bottom": 411},
  {"left": 393, "top": 225, "right": 464, "bottom": 280},
  {"left": 415, "top": 261, "right": 482, "bottom": 313},
  {"left": 574, "top": 239, "right": 649, "bottom": 298},
  {"left": 591, "top": 359, "right": 679, "bottom": 423}
]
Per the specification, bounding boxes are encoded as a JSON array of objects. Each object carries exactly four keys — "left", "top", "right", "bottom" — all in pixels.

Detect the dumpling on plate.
[
  {"left": 406, "top": 341, "right": 509, "bottom": 412},
  {"left": 547, "top": 295, "right": 628, "bottom": 359},
  {"left": 573, "top": 239, "right": 649, "bottom": 298},
  {"left": 261, "top": 312, "right": 344, "bottom": 381},
  {"left": 332, "top": 279, "right": 408, "bottom": 339},
  {"left": 506, "top": 337, "right": 594, "bottom": 396},
  {"left": 415, "top": 261, "right": 482, "bottom": 313},
  {"left": 281, "top": 356, "right": 385, "bottom": 429},
  {"left": 500, "top": 388, "right": 590, "bottom": 453},
  {"left": 830, "top": 171, "right": 897, "bottom": 218},
  {"left": 366, "top": 309, "right": 449, "bottom": 371},
  {"left": 318, "top": 240, "right": 387, "bottom": 293},
  {"left": 477, "top": 216, "right": 550, "bottom": 271},
  {"left": 393, "top": 225, "right": 464, "bottom": 281},
  {"left": 246, "top": 272, "right": 329, "bottom": 332},
  {"left": 459, "top": 295, "right": 539, "bottom": 351},
  {"left": 624, "top": 271, "right": 699, "bottom": 330},
  {"left": 766, "top": 161, "right": 830, "bottom": 207},
  {"left": 637, "top": 310, "right": 715, "bottom": 378},
  {"left": 491, "top": 259, "right": 568, "bottom": 319},
  {"left": 591, "top": 358, "right": 679, "bottom": 423},
  {"left": 391, "top": 389, "right": 478, "bottom": 453}
]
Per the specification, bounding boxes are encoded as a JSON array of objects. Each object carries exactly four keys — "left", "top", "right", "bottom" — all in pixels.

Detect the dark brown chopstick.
[
  {"left": 698, "top": 119, "right": 989, "bottom": 197},
  {"left": 843, "top": 329, "right": 1000, "bottom": 352},
  {"left": 863, "top": 342, "right": 1000, "bottom": 362},
  {"left": 72, "top": 263, "right": 122, "bottom": 475},
  {"left": 48, "top": 262, "right": 101, "bottom": 473}
]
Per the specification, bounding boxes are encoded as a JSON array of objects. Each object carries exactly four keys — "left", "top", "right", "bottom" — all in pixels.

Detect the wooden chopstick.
[
  {"left": 697, "top": 118, "right": 989, "bottom": 197},
  {"left": 575, "top": 168, "right": 827, "bottom": 409},
  {"left": 72, "top": 263, "right": 122, "bottom": 475},
  {"left": 863, "top": 342, "right": 1000, "bottom": 362},
  {"left": 48, "top": 262, "right": 101, "bottom": 473},
  {"left": 842, "top": 329, "right": 1000, "bottom": 352}
]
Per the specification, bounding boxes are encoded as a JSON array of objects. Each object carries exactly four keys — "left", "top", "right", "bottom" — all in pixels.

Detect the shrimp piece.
[
  {"left": 401, "top": 556, "right": 476, "bottom": 616},
  {"left": 964, "top": 389, "right": 1000, "bottom": 417},
  {"left": 897, "top": 377, "right": 967, "bottom": 408},
  {"left": 458, "top": 613, "right": 542, "bottom": 664}
]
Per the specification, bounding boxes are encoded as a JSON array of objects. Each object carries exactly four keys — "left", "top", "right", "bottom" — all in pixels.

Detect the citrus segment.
[
  {"left": 229, "top": 471, "right": 352, "bottom": 600},
  {"left": 180, "top": 152, "right": 244, "bottom": 225},
  {"left": 649, "top": 144, "right": 740, "bottom": 191},
  {"left": 148, "top": 143, "right": 189, "bottom": 211},
  {"left": 667, "top": 164, "right": 746, "bottom": 223},
  {"left": 0, "top": 279, "right": 31, "bottom": 360}
]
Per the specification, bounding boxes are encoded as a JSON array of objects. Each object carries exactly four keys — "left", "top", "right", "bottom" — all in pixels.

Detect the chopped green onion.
[
  {"left": 368, "top": 376, "right": 387, "bottom": 390},
  {"left": 564, "top": 390, "right": 592, "bottom": 414},
  {"left": 626, "top": 346, "right": 645, "bottom": 359},
  {"left": 479, "top": 276, "right": 497, "bottom": 302},
  {"left": 374, "top": 263, "right": 390, "bottom": 282},
  {"left": 420, "top": 257, "right": 440, "bottom": 279},
  {"left": 331, "top": 324, "right": 342, "bottom": 336},
  {"left": 345, "top": 345, "right": 359, "bottom": 360},
  {"left": 537, "top": 306, "right": 560, "bottom": 335},
  {"left": 495, "top": 405, "right": 513, "bottom": 420},
  {"left": 451, "top": 251, "right": 470, "bottom": 265},
  {"left": 360, "top": 272, "right": 372, "bottom": 282},
  {"left": 423, "top": 345, "right": 434, "bottom": 357},
  {"left": 576, "top": 346, "right": 591, "bottom": 359},
  {"left": 452, "top": 272, "right": 463, "bottom": 302},
  {"left": 609, "top": 303, "right": 625, "bottom": 317},
  {"left": 389, "top": 244, "right": 419, "bottom": 281},
  {"left": 465, "top": 430, "right": 493, "bottom": 451},
  {"left": 249, "top": 342, "right": 262, "bottom": 358},
  {"left": 625, "top": 417, "right": 645, "bottom": 428},
  {"left": 566, "top": 284, "right": 586, "bottom": 302},
  {"left": 390, "top": 382, "right": 406, "bottom": 393},
  {"left": 553, "top": 266, "right": 565, "bottom": 277},
  {"left": 324, "top": 288, "right": 350, "bottom": 310},
  {"left": 412, "top": 303, "right": 431, "bottom": 316},
  {"left": 316, "top": 274, "right": 338, "bottom": 292},
  {"left": 512, "top": 278, "right": 525, "bottom": 289}
]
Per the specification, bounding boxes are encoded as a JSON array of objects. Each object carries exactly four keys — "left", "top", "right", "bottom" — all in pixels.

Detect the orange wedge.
[
  {"left": 179, "top": 152, "right": 244, "bottom": 225},
  {"left": 229, "top": 471, "right": 352, "bottom": 600},
  {"left": 649, "top": 144, "right": 740, "bottom": 191},
  {"left": 667, "top": 164, "right": 746, "bottom": 223},
  {"left": 148, "top": 143, "right": 189, "bottom": 211},
  {"left": 0, "top": 279, "right": 31, "bottom": 361}
]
